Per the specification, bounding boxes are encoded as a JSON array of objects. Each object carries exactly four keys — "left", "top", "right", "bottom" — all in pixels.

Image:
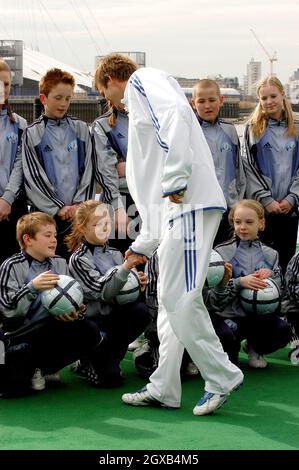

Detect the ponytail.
[
  {"left": 5, "top": 101, "right": 16, "bottom": 123},
  {"left": 65, "top": 226, "right": 85, "bottom": 252},
  {"left": 108, "top": 107, "right": 117, "bottom": 128}
]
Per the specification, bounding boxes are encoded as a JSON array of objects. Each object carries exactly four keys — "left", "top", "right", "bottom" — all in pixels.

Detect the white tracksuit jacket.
[
  {"left": 123, "top": 68, "right": 243, "bottom": 407},
  {"left": 125, "top": 68, "right": 227, "bottom": 257}
]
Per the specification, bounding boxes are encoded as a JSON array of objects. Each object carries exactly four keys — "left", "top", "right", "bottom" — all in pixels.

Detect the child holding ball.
[
  {"left": 208, "top": 199, "right": 291, "bottom": 367},
  {"left": 67, "top": 200, "right": 150, "bottom": 386},
  {"left": 0, "top": 212, "right": 102, "bottom": 396}
]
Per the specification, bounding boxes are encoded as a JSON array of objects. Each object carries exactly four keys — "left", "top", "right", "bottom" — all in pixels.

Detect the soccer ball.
[
  {"left": 106, "top": 267, "right": 141, "bottom": 305},
  {"left": 116, "top": 270, "right": 141, "bottom": 305},
  {"left": 41, "top": 274, "right": 83, "bottom": 316},
  {"left": 205, "top": 250, "right": 225, "bottom": 288},
  {"left": 239, "top": 278, "right": 281, "bottom": 315}
]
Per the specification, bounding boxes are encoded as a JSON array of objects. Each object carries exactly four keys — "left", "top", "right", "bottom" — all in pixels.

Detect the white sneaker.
[
  {"left": 193, "top": 379, "right": 243, "bottom": 416},
  {"left": 243, "top": 342, "right": 268, "bottom": 369},
  {"left": 247, "top": 347, "right": 267, "bottom": 369},
  {"left": 31, "top": 368, "right": 46, "bottom": 391},
  {"left": 122, "top": 386, "right": 178, "bottom": 409},
  {"left": 193, "top": 391, "right": 227, "bottom": 416},
  {"left": 122, "top": 386, "right": 160, "bottom": 406},
  {"left": 185, "top": 361, "right": 199, "bottom": 376}
]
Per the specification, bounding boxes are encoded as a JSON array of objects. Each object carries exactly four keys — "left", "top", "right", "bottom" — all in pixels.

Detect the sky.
[{"left": 0, "top": 0, "right": 298, "bottom": 84}]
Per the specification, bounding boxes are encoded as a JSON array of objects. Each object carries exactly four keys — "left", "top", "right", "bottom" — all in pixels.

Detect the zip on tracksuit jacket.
[
  {"left": 197, "top": 116, "right": 246, "bottom": 208},
  {"left": 0, "top": 108, "right": 27, "bottom": 205},
  {"left": 243, "top": 119, "right": 299, "bottom": 207},
  {"left": 207, "top": 237, "right": 283, "bottom": 318},
  {"left": 22, "top": 114, "right": 95, "bottom": 216},
  {"left": 91, "top": 109, "right": 129, "bottom": 210}
]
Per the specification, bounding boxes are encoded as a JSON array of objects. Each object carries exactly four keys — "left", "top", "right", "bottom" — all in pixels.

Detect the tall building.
[
  {"left": 288, "top": 68, "right": 299, "bottom": 104},
  {"left": 244, "top": 58, "right": 262, "bottom": 97},
  {"left": 0, "top": 40, "right": 23, "bottom": 87}
]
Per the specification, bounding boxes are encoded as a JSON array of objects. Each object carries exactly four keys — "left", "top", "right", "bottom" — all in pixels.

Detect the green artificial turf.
[{"left": 0, "top": 349, "right": 298, "bottom": 451}]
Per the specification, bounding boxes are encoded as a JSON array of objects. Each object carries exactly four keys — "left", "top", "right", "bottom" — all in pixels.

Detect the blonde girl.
[{"left": 243, "top": 76, "right": 299, "bottom": 272}]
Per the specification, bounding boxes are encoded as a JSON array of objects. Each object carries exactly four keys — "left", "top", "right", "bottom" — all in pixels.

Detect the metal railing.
[
  {"left": 9, "top": 96, "right": 240, "bottom": 123},
  {"left": 9, "top": 97, "right": 102, "bottom": 124}
]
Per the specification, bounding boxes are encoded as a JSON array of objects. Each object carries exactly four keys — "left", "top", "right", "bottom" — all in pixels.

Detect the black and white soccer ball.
[
  {"left": 116, "top": 270, "right": 141, "bottom": 305},
  {"left": 239, "top": 278, "right": 280, "bottom": 315},
  {"left": 41, "top": 274, "right": 83, "bottom": 316},
  {"left": 205, "top": 250, "right": 225, "bottom": 288}
]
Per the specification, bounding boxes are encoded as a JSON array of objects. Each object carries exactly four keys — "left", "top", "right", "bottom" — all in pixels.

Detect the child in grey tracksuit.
[
  {"left": 191, "top": 79, "right": 246, "bottom": 245},
  {"left": 0, "top": 60, "right": 28, "bottom": 265},
  {"left": 91, "top": 107, "right": 140, "bottom": 253},
  {"left": 0, "top": 212, "right": 102, "bottom": 397},
  {"left": 243, "top": 76, "right": 299, "bottom": 272},
  {"left": 68, "top": 200, "right": 150, "bottom": 386},
  {"left": 22, "top": 68, "right": 95, "bottom": 259},
  {"left": 208, "top": 200, "right": 291, "bottom": 367}
]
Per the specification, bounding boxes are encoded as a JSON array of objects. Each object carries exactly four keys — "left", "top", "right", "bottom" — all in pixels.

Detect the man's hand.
[
  {"left": 124, "top": 249, "right": 147, "bottom": 267},
  {"left": 163, "top": 190, "right": 185, "bottom": 204}
]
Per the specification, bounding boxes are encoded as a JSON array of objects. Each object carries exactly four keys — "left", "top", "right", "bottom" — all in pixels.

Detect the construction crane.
[{"left": 250, "top": 29, "right": 277, "bottom": 76}]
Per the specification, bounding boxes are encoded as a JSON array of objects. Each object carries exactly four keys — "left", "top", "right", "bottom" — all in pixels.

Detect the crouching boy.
[{"left": 0, "top": 212, "right": 102, "bottom": 396}]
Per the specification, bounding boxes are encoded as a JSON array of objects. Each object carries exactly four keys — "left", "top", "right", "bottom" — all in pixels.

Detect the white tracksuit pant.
[{"left": 147, "top": 209, "right": 244, "bottom": 408}]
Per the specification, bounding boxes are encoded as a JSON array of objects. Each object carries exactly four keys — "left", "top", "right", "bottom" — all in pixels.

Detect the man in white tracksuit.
[{"left": 94, "top": 54, "right": 243, "bottom": 415}]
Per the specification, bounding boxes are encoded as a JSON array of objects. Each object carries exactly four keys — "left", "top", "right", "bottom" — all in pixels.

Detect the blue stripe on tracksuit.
[
  {"left": 129, "top": 75, "right": 169, "bottom": 153},
  {"left": 182, "top": 211, "right": 197, "bottom": 292}
]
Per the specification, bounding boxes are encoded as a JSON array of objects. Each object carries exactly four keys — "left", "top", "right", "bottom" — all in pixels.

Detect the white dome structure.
[{"left": 23, "top": 47, "right": 93, "bottom": 94}]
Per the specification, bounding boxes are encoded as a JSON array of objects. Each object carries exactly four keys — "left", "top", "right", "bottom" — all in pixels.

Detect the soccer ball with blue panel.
[
  {"left": 41, "top": 274, "right": 83, "bottom": 316},
  {"left": 239, "top": 278, "right": 280, "bottom": 315}
]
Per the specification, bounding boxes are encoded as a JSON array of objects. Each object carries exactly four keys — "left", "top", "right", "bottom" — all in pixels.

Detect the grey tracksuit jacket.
[
  {"left": 243, "top": 119, "right": 299, "bottom": 207},
  {"left": 22, "top": 114, "right": 95, "bottom": 216},
  {"left": 0, "top": 251, "right": 69, "bottom": 328},
  {"left": 207, "top": 237, "right": 283, "bottom": 318},
  {"left": 69, "top": 241, "right": 132, "bottom": 317},
  {"left": 197, "top": 115, "right": 246, "bottom": 208},
  {"left": 0, "top": 109, "right": 27, "bottom": 204},
  {"left": 91, "top": 109, "right": 129, "bottom": 210}
]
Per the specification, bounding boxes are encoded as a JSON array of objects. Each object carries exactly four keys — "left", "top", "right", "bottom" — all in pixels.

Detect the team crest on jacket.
[
  {"left": 6, "top": 132, "right": 18, "bottom": 144},
  {"left": 286, "top": 141, "right": 296, "bottom": 151},
  {"left": 67, "top": 139, "right": 78, "bottom": 152},
  {"left": 220, "top": 142, "right": 232, "bottom": 152}
]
